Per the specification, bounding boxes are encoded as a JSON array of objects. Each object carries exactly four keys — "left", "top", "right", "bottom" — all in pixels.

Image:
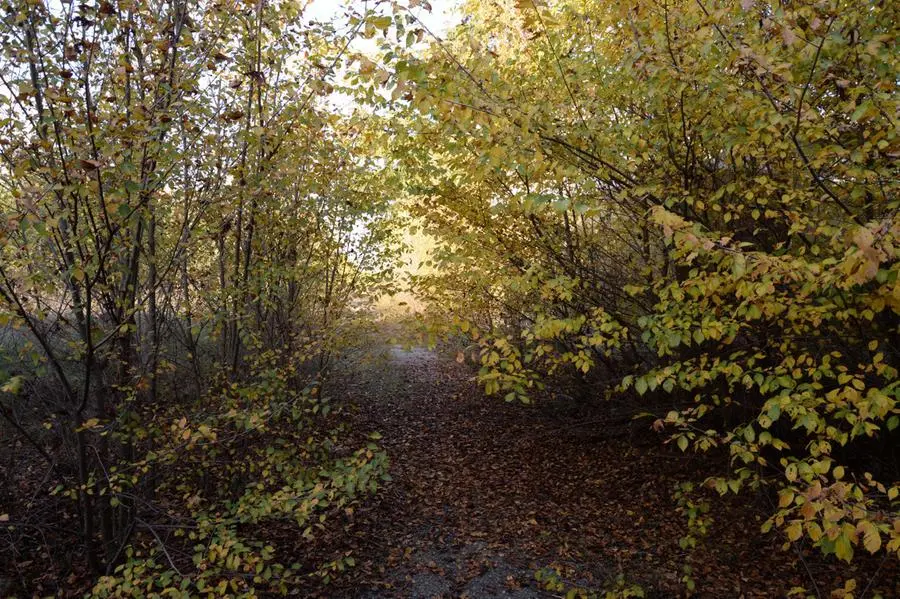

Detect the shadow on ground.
[{"left": 323, "top": 343, "right": 897, "bottom": 599}]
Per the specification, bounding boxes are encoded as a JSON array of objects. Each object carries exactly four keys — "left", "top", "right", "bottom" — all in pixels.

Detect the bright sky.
[
  {"left": 305, "top": 0, "right": 461, "bottom": 38},
  {"left": 298, "top": 2, "right": 459, "bottom": 281},
  {"left": 300, "top": 3, "right": 458, "bottom": 294},
  {"left": 301, "top": 0, "right": 461, "bottom": 113}
]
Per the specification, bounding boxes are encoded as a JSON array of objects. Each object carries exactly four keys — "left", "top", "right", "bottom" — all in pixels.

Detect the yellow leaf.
[
  {"left": 1, "top": 375, "right": 24, "bottom": 395},
  {"left": 786, "top": 520, "right": 802, "bottom": 541},
  {"left": 806, "top": 521, "right": 823, "bottom": 542},
  {"left": 835, "top": 533, "right": 854, "bottom": 562},
  {"left": 859, "top": 521, "right": 881, "bottom": 554},
  {"left": 778, "top": 489, "right": 795, "bottom": 508},
  {"left": 785, "top": 463, "right": 798, "bottom": 482}
]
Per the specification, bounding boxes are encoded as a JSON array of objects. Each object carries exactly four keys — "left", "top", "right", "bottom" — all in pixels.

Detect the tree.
[
  {"left": 0, "top": 0, "right": 400, "bottom": 591},
  {"left": 365, "top": 0, "right": 900, "bottom": 565}
]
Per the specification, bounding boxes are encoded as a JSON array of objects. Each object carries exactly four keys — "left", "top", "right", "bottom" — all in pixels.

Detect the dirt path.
[
  {"left": 326, "top": 345, "right": 896, "bottom": 599},
  {"left": 330, "top": 345, "right": 692, "bottom": 598},
  {"left": 336, "top": 346, "right": 556, "bottom": 598}
]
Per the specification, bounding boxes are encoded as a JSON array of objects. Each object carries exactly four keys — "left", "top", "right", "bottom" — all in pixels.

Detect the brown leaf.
[
  {"left": 79, "top": 159, "right": 102, "bottom": 170},
  {"left": 781, "top": 27, "right": 798, "bottom": 46}
]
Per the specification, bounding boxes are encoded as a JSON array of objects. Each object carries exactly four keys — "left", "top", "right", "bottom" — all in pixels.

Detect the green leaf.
[
  {"left": 776, "top": 375, "right": 795, "bottom": 389},
  {"left": 834, "top": 533, "right": 854, "bottom": 562},
  {"left": 370, "top": 15, "right": 392, "bottom": 30},
  {"left": 635, "top": 377, "right": 648, "bottom": 396}
]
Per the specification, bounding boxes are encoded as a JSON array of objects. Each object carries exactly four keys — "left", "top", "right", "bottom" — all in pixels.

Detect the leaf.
[
  {"left": 776, "top": 375, "right": 795, "bottom": 389},
  {"left": 781, "top": 27, "right": 798, "bottom": 46},
  {"left": 732, "top": 254, "right": 746, "bottom": 277},
  {"left": 79, "top": 159, "right": 102, "bottom": 170},
  {"left": 77, "top": 418, "right": 100, "bottom": 432},
  {"left": 859, "top": 521, "right": 881, "bottom": 554},
  {"left": 785, "top": 520, "right": 802, "bottom": 542},
  {"left": 785, "top": 463, "right": 798, "bottom": 482},
  {"left": 635, "top": 377, "right": 648, "bottom": 396},
  {"left": 370, "top": 15, "right": 392, "bottom": 31},
  {"left": 778, "top": 489, "right": 794, "bottom": 508},
  {"left": 834, "top": 533, "right": 854, "bottom": 562},
  {"left": 1, "top": 375, "right": 24, "bottom": 395}
]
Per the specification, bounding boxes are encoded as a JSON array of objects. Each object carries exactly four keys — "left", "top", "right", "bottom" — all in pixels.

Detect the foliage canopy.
[
  {"left": 0, "top": 0, "right": 897, "bottom": 595},
  {"left": 362, "top": 0, "right": 900, "bottom": 569}
]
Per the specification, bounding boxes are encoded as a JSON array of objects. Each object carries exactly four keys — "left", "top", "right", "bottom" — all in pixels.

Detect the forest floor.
[{"left": 320, "top": 343, "right": 899, "bottom": 599}]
